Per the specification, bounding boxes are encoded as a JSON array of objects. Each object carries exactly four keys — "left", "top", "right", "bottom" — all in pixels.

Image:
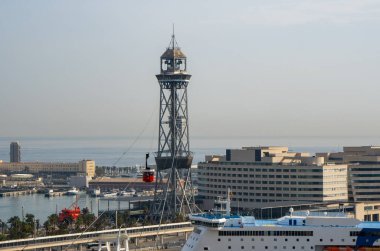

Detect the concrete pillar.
[
  {"left": 124, "top": 238, "right": 129, "bottom": 251},
  {"left": 106, "top": 242, "right": 111, "bottom": 251},
  {"left": 135, "top": 238, "right": 138, "bottom": 246},
  {"left": 160, "top": 235, "right": 164, "bottom": 245},
  {"left": 185, "top": 232, "right": 188, "bottom": 240}
]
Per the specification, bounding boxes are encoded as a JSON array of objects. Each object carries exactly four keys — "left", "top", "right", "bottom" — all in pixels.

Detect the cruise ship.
[{"left": 182, "top": 192, "right": 380, "bottom": 251}]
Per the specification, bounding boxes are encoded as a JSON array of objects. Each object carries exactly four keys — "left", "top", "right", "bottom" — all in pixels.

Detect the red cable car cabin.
[{"left": 142, "top": 169, "right": 155, "bottom": 183}]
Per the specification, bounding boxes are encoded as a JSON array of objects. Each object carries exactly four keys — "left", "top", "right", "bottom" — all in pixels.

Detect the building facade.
[
  {"left": 198, "top": 147, "right": 348, "bottom": 211},
  {"left": 318, "top": 146, "right": 380, "bottom": 203},
  {"left": 10, "top": 142, "right": 21, "bottom": 163},
  {"left": 0, "top": 160, "right": 95, "bottom": 178}
]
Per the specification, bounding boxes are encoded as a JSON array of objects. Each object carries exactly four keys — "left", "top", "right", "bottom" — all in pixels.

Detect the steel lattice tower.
[{"left": 151, "top": 32, "right": 196, "bottom": 222}]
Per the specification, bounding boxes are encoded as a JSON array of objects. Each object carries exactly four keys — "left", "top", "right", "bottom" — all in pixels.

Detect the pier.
[
  {"left": 0, "top": 189, "right": 37, "bottom": 197},
  {"left": 45, "top": 191, "right": 66, "bottom": 197}
]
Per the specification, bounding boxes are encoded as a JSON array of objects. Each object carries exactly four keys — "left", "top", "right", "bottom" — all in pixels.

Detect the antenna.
[{"left": 171, "top": 23, "right": 175, "bottom": 49}]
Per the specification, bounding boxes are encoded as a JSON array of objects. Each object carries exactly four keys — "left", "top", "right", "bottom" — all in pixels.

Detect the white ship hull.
[
  {"left": 183, "top": 190, "right": 380, "bottom": 251},
  {"left": 183, "top": 224, "right": 380, "bottom": 251}
]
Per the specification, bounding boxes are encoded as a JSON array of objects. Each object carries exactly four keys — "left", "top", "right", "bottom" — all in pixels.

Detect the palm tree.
[
  {"left": 44, "top": 214, "right": 59, "bottom": 234},
  {"left": 7, "top": 216, "right": 27, "bottom": 239},
  {"left": 0, "top": 219, "right": 7, "bottom": 240},
  {"left": 24, "top": 214, "right": 35, "bottom": 235}
]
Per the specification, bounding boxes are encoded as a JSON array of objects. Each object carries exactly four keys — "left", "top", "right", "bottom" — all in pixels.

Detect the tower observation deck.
[{"left": 151, "top": 32, "right": 197, "bottom": 221}]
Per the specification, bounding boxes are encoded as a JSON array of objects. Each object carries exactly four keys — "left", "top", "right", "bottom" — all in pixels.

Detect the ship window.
[
  {"left": 251, "top": 238, "right": 255, "bottom": 241},
  {"left": 320, "top": 239, "right": 323, "bottom": 242},
  {"left": 293, "top": 247, "right": 295, "bottom": 250},
  {"left": 241, "top": 246, "right": 245, "bottom": 249},
  {"left": 204, "top": 248, "right": 209, "bottom": 250},
  {"left": 265, "top": 247, "right": 268, "bottom": 249},
  {"left": 228, "top": 246, "right": 231, "bottom": 249},
  {"left": 218, "top": 238, "right": 220, "bottom": 241},
  {"left": 252, "top": 246, "right": 255, "bottom": 249},
  {"left": 330, "top": 239, "right": 333, "bottom": 242}
]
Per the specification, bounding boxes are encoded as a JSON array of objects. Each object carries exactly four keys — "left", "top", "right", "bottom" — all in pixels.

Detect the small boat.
[
  {"left": 90, "top": 187, "right": 101, "bottom": 197},
  {"left": 44, "top": 189, "right": 54, "bottom": 197},
  {"left": 66, "top": 187, "right": 79, "bottom": 195},
  {"left": 100, "top": 191, "right": 118, "bottom": 197},
  {"left": 118, "top": 190, "right": 135, "bottom": 197}
]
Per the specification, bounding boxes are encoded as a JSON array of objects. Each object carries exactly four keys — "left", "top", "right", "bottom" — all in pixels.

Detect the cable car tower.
[{"left": 151, "top": 31, "right": 196, "bottom": 221}]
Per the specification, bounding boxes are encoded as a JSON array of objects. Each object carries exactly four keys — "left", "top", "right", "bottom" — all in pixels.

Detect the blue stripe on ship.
[{"left": 356, "top": 228, "right": 380, "bottom": 247}]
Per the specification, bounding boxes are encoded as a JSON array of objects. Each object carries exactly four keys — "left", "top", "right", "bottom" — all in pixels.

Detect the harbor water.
[{"left": 0, "top": 193, "right": 128, "bottom": 223}]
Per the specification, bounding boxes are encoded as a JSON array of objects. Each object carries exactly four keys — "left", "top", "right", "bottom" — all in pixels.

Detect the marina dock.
[{"left": 0, "top": 189, "right": 37, "bottom": 197}]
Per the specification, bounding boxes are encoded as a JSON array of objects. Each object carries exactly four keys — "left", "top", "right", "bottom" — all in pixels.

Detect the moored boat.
[{"left": 66, "top": 187, "right": 79, "bottom": 195}]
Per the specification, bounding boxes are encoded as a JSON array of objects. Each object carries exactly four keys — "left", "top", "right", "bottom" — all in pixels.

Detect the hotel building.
[{"left": 198, "top": 146, "right": 348, "bottom": 211}]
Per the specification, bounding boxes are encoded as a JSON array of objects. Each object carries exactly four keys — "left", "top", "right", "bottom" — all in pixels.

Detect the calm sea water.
[
  {"left": 0, "top": 135, "right": 379, "bottom": 222},
  {"left": 1, "top": 135, "right": 378, "bottom": 166}
]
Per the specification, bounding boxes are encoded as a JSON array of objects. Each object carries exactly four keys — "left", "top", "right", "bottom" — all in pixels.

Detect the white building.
[{"left": 198, "top": 146, "right": 348, "bottom": 211}]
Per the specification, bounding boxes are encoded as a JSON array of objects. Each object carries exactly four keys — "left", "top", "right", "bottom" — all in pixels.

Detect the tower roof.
[
  {"left": 161, "top": 48, "right": 186, "bottom": 59},
  {"left": 160, "top": 32, "right": 186, "bottom": 59}
]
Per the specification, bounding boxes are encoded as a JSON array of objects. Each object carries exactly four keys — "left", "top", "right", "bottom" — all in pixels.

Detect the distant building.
[
  {"left": 198, "top": 146, "right": 348, "bottom": 211},
  {"left": 0, "top": 160, "right": 95, "bottom": 178},
  {"left": 69, "top": 175, "right": 91, "bottom": 188},
  {"left": 10, "top": 142, "right": 20, "bottom": 163}
]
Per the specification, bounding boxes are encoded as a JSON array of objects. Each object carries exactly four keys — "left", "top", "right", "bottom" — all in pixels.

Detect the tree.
[
  {"left": 74, "top": 215, "right": 84, "bottom": 231},
  {"left": 7, "top": 216, "right": 27, "bottom": 239},
  {"left": 0, "top": 219, "right": 6, "bottom": 235},
  {"left": 24, "top": 214, "right": 35, "bottom": 235},
  {"left": 0, "top": 234, "right": 6, "bottom": 241},
  {"left": 44, "top": 214, "right": 59, "bottom": 234},
  {"left": 95, "top": 167, "right": 105, "bottom": 177}
]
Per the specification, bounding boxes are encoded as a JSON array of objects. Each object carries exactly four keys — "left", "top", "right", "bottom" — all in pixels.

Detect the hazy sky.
[{"left": 1, "top": 0, "right": 380, "bottom": 139}]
